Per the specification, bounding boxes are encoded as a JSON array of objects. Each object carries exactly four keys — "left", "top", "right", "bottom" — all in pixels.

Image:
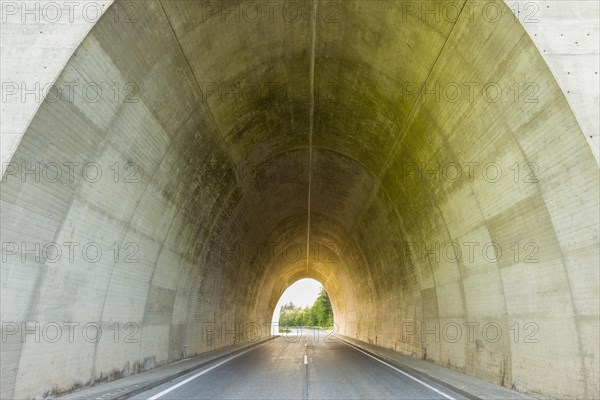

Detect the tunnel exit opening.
[{"left": 270, "top": 278, "right": 334, "bottom": 335}]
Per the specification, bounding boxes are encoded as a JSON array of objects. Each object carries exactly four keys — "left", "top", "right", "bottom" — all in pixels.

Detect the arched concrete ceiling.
[
  {"left": 1, "top": 1, "right": 598, "bottom": 399},
  {"left": 2, "top": 0, "right": 598, "bottom": 165}
]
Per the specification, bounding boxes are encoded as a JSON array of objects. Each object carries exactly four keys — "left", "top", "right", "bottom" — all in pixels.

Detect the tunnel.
[{"left": 1, "top": 1, "right": 598, "bottom": 399}]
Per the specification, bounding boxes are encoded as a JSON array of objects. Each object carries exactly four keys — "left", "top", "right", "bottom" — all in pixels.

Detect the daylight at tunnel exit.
[{"left": 0, "top": 1, "right": 599, "bottom": 399}]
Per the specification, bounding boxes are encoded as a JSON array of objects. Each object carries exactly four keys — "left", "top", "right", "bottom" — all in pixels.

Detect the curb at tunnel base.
[
  {"left": 335, "top": 334, "right": 536, "bottom": 400},
  {"left": 56, "top": 336, "right": 278, "bottom": 400}
]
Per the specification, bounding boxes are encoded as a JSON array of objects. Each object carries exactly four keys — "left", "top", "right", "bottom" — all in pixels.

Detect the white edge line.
[
  {"left": 341, "top": 341, "right": 456, "bottom": 400},
  {"left": 146, "top": 344, "right": 264, "bottom": 400}
]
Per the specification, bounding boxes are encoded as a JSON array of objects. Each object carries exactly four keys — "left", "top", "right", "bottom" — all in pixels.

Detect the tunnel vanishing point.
[{"left": 1, "top": 1, "right": 599, "bottom": 399}]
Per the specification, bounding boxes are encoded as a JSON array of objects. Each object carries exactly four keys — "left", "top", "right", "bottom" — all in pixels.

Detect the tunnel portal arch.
[{"left": 0, "top": 1, "right": 598, "bottom": 399}]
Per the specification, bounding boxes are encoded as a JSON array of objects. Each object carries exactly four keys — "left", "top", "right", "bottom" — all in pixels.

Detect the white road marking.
[
  {"left": 146, "top": 345, "right": 262, "bottom": 400},
  {"left": 341, "top": 341, "right": 456, "bottom": 400},
  {"left": 304, "top": 354, "right": 308, "bottom": 365}
]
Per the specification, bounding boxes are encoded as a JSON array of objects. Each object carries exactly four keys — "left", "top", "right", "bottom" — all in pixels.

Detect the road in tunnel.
[
  {"left": 132, "top": 331, "right": 464, "bottom": 400},
  {"left": 0, "top": 0, "right": 598, "bottom": 399}
]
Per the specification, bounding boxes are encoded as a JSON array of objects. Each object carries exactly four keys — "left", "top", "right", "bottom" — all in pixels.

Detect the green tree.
[
  {"left": 278, "top": 287, "right": 334, "bottom": 328},
  {"left": 313, "top": 288, "right": 333, "bottom": 327}
]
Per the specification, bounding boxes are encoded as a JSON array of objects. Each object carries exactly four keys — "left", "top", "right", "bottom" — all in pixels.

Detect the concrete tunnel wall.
[{"left": 0, "top": 1, "right": 598, "bottom": 399}]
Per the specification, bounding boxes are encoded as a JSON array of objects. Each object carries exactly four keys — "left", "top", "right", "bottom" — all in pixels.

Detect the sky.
[{"left": 271, "top": 278, "right": 323, "bottom": 324}]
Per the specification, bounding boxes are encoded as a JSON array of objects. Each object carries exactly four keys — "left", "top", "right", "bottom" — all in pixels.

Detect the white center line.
[
  {"left": 304, "top": 354, "right": 308, "bottom": 365},
  {"left": 147, "top": 345, "right": 262, "bottom": 400},
  {"left": 341, "top": 341, "right": 456, "bottom": 400}
]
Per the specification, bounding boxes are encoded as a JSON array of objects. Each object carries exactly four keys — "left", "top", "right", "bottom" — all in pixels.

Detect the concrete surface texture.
[
  {"left": 0, "top": 0, "right": 113, "bottom": 165},
  {"left": 5, "top": 0, "right": 598, "bottom": 168},
  {"left": 512, "top": 0, "right": 599, "bottom": 164},
  {"left": 0, "top": 1, "right": 598, "bottom": 399}
]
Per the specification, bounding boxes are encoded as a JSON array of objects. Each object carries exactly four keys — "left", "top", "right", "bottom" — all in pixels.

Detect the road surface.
[{"left": 133, "top": 330, "right": 465, "bottom": 400}]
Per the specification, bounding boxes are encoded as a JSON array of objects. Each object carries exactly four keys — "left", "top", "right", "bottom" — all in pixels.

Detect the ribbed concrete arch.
[
  {"left": 261, "top": 247, "right": 357, "bottom": 328},
  {"left": 1, "top": 1, "right": 598, "bottom": 399}
]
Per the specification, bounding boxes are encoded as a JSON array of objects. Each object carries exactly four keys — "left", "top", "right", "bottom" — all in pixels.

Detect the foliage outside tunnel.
[
  {"left": 278, "top": 288, "right": 333, "bottom": 328},
  {"left": 1, "top": 0, "right": 598, "bottom": 398}
]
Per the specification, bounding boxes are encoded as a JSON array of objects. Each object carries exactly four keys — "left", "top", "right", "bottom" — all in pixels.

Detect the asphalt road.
[{"left": 133, "top": 330, "right": 465, "bottom": 400}]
